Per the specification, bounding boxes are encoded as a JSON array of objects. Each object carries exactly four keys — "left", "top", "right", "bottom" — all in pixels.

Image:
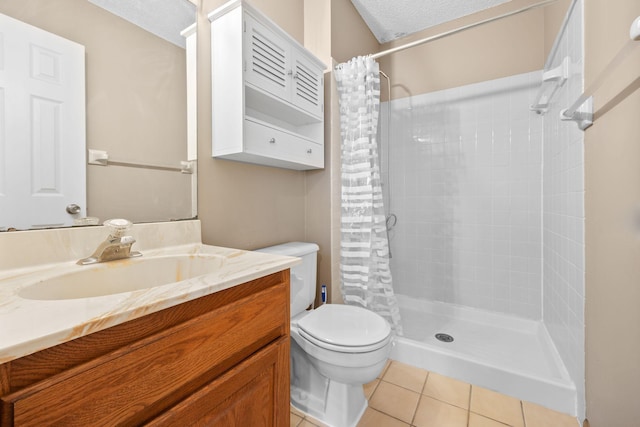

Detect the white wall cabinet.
[{"left": 209, "top": 0, "right": 325, "bottom": 170}]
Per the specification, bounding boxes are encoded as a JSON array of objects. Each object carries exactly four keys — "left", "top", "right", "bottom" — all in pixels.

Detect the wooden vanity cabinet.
[{"left": 0, "top": 270, "right": 290, "bottom": 426}]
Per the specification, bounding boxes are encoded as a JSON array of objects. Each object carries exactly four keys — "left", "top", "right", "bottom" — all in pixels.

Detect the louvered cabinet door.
[
  {"left": 244, "top": 14, "right": 291, "bottom": 103},
  {"left": 291, "top": 51, "right": 323, "bottom": 119}
]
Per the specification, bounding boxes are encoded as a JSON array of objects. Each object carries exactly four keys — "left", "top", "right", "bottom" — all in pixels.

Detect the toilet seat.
[
  {"left": 296, "top": 304, "right": 391, "bottom": 353},
  {"left": 298, "top": 328, "right": 392, "bottom": 353}
]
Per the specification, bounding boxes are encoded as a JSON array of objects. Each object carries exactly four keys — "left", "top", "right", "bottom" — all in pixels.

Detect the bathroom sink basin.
[{"left": 18, "top": 254, "right": 225, "bottom": 300}]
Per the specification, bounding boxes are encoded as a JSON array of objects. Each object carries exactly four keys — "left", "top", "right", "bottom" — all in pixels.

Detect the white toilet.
[{"left": 257, "top": 242, "right": 393, "bottom": 427}]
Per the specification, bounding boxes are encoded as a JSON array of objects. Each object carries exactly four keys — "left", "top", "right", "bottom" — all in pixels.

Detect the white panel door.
[{"left": 0, "top": 13, "right": 85, "bottom": 230}]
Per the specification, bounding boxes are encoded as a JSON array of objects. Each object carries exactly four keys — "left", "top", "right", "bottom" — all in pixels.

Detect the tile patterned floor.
[{"left": 290, "top": 360, "right": 580, "bottom": 427}]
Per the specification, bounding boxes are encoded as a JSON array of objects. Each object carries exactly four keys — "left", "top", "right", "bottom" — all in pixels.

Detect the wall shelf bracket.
[
  {"left": 560, "top": 96, "right": 593, "bottom": 130},
  {"left": 530, "top": 56, "right": 570, "bottom": 114}
]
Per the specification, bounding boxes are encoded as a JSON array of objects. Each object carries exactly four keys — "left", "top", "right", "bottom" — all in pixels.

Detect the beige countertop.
[{"left": 0, "top": 220, "right": 298, "bottom": 364}]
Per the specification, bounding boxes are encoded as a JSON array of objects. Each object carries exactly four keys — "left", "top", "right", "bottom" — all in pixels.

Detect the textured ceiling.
[
  {"left": 88, "top": 0, "right": 196, "bottom": 48},
  {"left": 351, "top": 0, "right": 512, "bottom": 43}
]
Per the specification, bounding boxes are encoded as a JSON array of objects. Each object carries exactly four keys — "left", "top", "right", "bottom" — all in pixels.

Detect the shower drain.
[{"left": 435, "top": 333, "right": 454, "bottom": 343}]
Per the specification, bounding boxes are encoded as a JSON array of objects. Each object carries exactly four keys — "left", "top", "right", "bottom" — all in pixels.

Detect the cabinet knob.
[
  {"left": 269, "top": 138, "right": 276, "bottom": 144},
  {"left": 306, "top": 148, "right": 312, "bottom": 154}
]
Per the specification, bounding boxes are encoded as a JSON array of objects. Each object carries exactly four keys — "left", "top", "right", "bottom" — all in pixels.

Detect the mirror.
[{"left": 0, "top": 0, "right": 197, "bottom": 231}]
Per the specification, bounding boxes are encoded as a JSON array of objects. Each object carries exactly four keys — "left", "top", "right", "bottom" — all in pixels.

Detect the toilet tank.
[{"left": 256, "top": 242, "right": 319, "bottom": 317}]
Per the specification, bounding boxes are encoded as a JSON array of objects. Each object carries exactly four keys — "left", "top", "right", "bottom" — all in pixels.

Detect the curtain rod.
[{"left": 371, "top": 0, "right": 557, "bottom": 60}]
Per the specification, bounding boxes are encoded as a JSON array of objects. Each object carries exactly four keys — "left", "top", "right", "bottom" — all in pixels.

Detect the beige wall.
[
  {"left": 0, "top": 0, "right": 191, "bottom": 225},
  {"left": 302, "top": 0, "right": 332, "bottom": 303},
  {"left": 304, "top": 0, "right": 331, "bottom": 68},
  {"left": 197, "top": 0, "right": 375, "bottom": 306},
  {"left": 197, "top": 0, "right": 307, "bottom": 250},
  {"left": 584, "top": 0, "right": 640, "bottom": 425},
  {"left": 379, "top": 0, "right": 547, "bottom": 100},
  {"left": 543, "top": 0, "right": 573, "bottom": 59},
  {"left": 330, "top": 0, "right": 380, "bottom": 64}
]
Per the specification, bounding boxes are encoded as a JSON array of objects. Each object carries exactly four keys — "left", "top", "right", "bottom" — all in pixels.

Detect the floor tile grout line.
[
  {"left": 420, "top": 378, "right": 474, "bottom": 412},
  {"left": 468, "top": 409, "right": 519, "bottom": 426},
  {"left": 467, "top": 384, "right": 473, "bottom": 427},
  {"left": 371, "top": 407, "right": 413, "bottom": 427},
  {"left": 368, "top": 377, "right": 420, "bottom": 426},
  {"left": 381, "top": 359, "right": 392, "bottom": 377},
  {"left": 290, "top": 409, "right": 303, "bottom": 427},
  {"left": 378, "top": 377, "right": 426, "bottom": 397},
  {"left": 368, "top": 390, "right": 416, "bottom": 426},
  {"left": 367, "top": 378, "right": 382, "bottom": 399},
  {"left": 410, "top": 370, "right": 429, "bottom": 427},
  {"left": 420, "top": 370, "right": 430, "bottom": 394},
  {"left": 465, "top": 385, "right": 522, "bottom": 427},
  {"left": 410, "top": 391, "right": 424, "bottom": 427}
]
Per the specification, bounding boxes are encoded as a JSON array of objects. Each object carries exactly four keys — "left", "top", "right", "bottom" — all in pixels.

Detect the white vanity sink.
[
  {"left": 18, "top": 254, "right": 226, "bottom": 300},
  {"left": 0, "top": 220, "right": 300, "bottom": 364}
]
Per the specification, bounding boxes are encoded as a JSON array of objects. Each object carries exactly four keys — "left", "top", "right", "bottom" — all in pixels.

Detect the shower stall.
[{"left": 372, "top": 0, "right": 585, "bottom": 418}]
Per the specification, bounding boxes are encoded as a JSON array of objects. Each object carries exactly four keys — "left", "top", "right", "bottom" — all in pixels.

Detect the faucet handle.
[{"left": 104, "top": 218, "right": 133, "bottom": 238}]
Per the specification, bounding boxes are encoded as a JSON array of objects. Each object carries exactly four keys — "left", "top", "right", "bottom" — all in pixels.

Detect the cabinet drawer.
[
  {"left": 244, "top": 119, "right": 322, "bottom": 169},
  {"left": 2, "top": 282, "right": 288, "bottom": 426}
]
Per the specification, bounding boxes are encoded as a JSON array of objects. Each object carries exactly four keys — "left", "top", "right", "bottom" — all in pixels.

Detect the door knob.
[{"left": 66, "top": 204, "right": 81, "bottom": 214}]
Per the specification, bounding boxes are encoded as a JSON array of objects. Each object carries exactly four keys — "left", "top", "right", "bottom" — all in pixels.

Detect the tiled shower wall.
[
  {"left": 379, "top": 0, "right": 585, "bottom": 415},
  {"left": 381, "top": 71, "right": 544, "bottom": 319},
  {"left": 541, "top": 0, "right": 585, "bottom": 418}
]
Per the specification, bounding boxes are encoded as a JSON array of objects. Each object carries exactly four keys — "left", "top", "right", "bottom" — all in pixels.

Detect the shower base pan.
[{"left": 390, "top": 294, "right": 577, "bottom": 416}]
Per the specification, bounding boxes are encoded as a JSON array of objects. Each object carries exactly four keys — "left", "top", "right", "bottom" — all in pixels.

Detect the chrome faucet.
[{"left": 78, "top": 219, "right": 142, "bottom": 265}]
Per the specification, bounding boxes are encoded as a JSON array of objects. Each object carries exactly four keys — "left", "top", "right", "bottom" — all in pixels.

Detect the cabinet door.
[
  {"left": 244, "top": 14, "right": 291, "bottom": 103},
  {"left": 148, "top": 337, "right": 290, "bottom": 427},
  {"left": 291, "top": 51, "right": 324, "bottom": 119}
]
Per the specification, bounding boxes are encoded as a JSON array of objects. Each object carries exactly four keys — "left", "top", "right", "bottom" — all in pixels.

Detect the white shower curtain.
[{"left": 334, "top": 56, "right": 403, "bottom": 335}]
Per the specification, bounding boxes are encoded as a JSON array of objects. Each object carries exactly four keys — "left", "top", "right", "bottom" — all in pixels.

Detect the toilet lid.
[{"left": 297, "top": 304, "right": 391, "bottom": 348}]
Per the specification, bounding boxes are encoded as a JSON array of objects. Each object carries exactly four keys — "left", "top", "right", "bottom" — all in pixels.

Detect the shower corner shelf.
[{"left": 530, "top": 56, "right": 570, "bottom": 114}]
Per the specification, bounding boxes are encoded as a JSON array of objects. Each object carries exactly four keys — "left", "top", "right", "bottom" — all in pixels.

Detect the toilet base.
[
  {"left": 290, "top": 337, "right": 369, "bottom": 427},
  {"left": 291, "top": 380, "right": 368, "bottom": 427}
]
